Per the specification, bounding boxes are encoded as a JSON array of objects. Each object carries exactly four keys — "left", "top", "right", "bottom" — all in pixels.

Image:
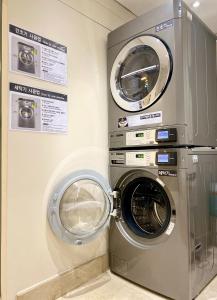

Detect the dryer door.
[
  {"left": 110, "top": 35, "right": 172, "bottom": 112},
  {"left": 48, "top": 170, "right": 113, "bottom": 245},
  {"left": 115, "top": 170, "right": 176, "bottom": 249}
]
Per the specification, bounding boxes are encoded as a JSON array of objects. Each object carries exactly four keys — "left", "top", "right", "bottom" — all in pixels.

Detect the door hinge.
[
  {"left": 110, "top": 190, "right": 121, "bottom": 220},
  {"left": 110, "top": 209, "right": 118, "bottom": 217},
  {"left": 110, "top": 190, "right": 119, "bottom": 199},
  {"left": 110, "top": 208, "right": 121, "bottom": 220}
]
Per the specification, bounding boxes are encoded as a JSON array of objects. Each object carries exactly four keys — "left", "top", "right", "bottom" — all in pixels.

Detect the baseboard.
[{"left": 16, "top": 254, "right": 108, "bottom": 300}]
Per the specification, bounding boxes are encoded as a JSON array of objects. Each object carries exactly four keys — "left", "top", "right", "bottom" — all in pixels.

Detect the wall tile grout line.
[
  {"left": 94, "top": 0, "right": 135, "bottom": 22},
  {"left": 113, "top": 0, "right": 137, "bottom": 17},
  {"left": 57, "top": 0, "right": 113, "bottom": 32}
]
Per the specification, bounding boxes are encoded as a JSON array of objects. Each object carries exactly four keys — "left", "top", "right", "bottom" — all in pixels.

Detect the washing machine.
[
  {"left": 48, "top": 148, "right": 217, "bottom": 300},
  {"left": 108, "top": 0, "right": 217, "bottom": 148},
  {"left": 18, "top": 98, "right": 35, "bottom": 128}
]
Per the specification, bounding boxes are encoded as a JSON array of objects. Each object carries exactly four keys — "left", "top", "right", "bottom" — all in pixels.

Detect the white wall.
[{"left": 1, "top": 1, "right": 134, "bottom": 299}]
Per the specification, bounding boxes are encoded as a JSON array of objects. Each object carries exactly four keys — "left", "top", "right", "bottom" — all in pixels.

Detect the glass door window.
[
  {"left": 48, "top": 171, "right": 112, "bottom": 245},
  {"left": 110, "top": 35, "right": 172, "bottom": 112},
  {"left": 118, "top": 46, "right": 160, "bottom": 102},
  {"left": 59, "top": 179, "right": 108, "bottom": 236}
]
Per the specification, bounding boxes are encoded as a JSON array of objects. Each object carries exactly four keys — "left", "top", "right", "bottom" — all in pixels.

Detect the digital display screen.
[
  {"left": 157, "top": 130, "right": 169, "bottom": 140},
  {"left": 136, "top": 154, "right": 144, "bottom": 158},
  {"left": 158, "top": 154, "right": 169, "bottom": 163},
  {"left": 136, "top": 132, "right": 144, "bottom": 138}
]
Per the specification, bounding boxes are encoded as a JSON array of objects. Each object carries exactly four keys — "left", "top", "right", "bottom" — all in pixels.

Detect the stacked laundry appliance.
[{"left": 107, "top": 0, "right": 217, "bottom": 299}]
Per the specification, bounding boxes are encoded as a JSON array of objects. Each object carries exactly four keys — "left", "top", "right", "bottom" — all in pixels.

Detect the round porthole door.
[
  {"left": 48, "top": 170, "right": 113, "bottom": 245},
  {"left": 110, "top": 35, "right": 172, "bottom": 112},
  {"left": 115, "top": 170, "right": 176, "bottom": 249}
]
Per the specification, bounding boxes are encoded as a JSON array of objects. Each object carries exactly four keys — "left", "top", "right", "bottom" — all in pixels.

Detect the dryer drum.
[{"left": 118, "top": 46, "right": 160, "bottom": 102}]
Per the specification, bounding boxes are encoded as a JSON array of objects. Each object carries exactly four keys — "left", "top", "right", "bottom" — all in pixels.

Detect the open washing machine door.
[
  {"left": 110, "top": 35, "right": 172, "bottom": 112},
  {"left": 48, "top": 170, "right": 117, "bottom": 245},
  {"left": 48, "top": 169, "right": 175, "bottom": 247}
]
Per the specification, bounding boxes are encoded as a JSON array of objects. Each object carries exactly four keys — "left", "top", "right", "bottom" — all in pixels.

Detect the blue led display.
[
  {"left": 158, "top": 154, "right": 169, "bottom": 163},
  {"left": 157, "top": 130, "right": 169, "bottom": 139}
]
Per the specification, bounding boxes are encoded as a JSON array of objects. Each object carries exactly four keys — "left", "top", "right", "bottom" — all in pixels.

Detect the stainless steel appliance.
[
  {"left": 109, "top": 148, "right": 217, "bottom": 300},
  {"left": 108, "top": 0, "right": 217, "bottom": 148}
]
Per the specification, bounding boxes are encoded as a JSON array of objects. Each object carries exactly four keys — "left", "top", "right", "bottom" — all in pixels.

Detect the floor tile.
[{"left": 58, "top": 271, "right": 217, "bottom": 300}]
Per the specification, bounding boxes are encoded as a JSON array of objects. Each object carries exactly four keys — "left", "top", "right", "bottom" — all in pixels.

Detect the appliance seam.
[{"left": 57, "top": 0, "right": 112, "bottom": 32}]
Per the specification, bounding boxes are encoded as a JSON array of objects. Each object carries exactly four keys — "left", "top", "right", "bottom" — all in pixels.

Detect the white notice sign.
[
  {"left": 127, "top": 111, "right": 162, "bottom": 127},
  {"left": 10, "top": 83, "right": 67, "bottom": 134},
  {"left": 9, "top": 24, "right": 67, "bottom": 85},
  {"left": 118, "top": 111, "right": 162, "bottom": 128}
]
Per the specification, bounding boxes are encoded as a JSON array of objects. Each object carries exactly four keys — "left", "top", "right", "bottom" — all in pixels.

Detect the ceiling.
[{"left": 116, "top": 0, "right": 217, "bottom": 34}]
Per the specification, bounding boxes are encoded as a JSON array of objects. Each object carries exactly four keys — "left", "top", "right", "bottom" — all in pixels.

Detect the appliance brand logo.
[
  {"left": 158, "top": 170, "right": 177, "bottom": 177},
  {"left": 155, "top": 20, "right": 173, "bottom": 32}
]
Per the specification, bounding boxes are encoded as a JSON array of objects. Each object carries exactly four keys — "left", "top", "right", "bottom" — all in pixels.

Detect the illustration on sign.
[
  {"left": 9, "top": 83, "right": 68, "bottom": 134},
  {"left": 9, "top": 24, "right": 67, "bottom": 85}
]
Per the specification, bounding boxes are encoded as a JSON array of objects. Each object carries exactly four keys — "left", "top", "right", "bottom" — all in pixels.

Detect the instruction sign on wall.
[
  {"left": 9, "top": 24, "right": 67, "bottom": 85},
  {"left": 9, "top": 83, "right": 68, "bottom": 134}
]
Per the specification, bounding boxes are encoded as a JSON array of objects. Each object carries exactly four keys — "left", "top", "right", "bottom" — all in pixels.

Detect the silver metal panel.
[
  {"left": 108, "top": 0, "right": 182, "bottom": 48},
  {"left": 187, "top": 152, "right": 217, "bottom": 297}
]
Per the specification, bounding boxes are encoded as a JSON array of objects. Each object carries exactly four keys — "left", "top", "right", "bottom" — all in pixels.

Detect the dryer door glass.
[
  {"left": 48, "top": 170, "right": 112, "bottom": 245},
  {"left": 121, "top": 177, "right": 171, "bottom": 239},
  {"left": 110, "top": 35, "right": 172, "bottom": 112},
  {"left": 119, "top": 46, "right": 160, "bottom": 102}
]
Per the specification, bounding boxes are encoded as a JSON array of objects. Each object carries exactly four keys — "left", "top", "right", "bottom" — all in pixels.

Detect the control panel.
[
  {"left": 126, "top": 129, "right": 156, "bottom": 146},
  {"left": 110, "top": 151, "right": 156, "bottom": 167},
  {"left": 110, "top": 151, "right": 178, "bottom": 167},
  {"left": 124, "top": 128, "right": 177, "bottom": 147},
  {"left": 126, "top": 151, "right": 156, "bottom": 167}
]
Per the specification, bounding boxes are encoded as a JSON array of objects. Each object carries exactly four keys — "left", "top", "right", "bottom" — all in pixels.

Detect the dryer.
[
  {"left": 48, "top": 148, "right": 217, "bottom": 300},
  {"left": 108, "top": 0, "right": 217, "bottom": 148},
  {"left": 18, "top": 42, "right": 36, "bottom": 74}
]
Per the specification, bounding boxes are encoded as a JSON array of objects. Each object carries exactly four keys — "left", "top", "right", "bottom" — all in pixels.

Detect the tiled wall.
[{"left": 1, "top": 0, "right": 134, "bottom": 299}]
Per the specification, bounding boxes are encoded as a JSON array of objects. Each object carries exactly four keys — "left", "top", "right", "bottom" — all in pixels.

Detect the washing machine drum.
[
  {"left": 110, "top": 35, "right": 172, "bottom": 112},
  {"left": 121, "top": 176, "right": 171, "bottom": 239}
]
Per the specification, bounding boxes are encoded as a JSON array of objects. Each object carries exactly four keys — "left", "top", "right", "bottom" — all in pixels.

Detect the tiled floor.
[{"left": 58, "top": 271, "right": 217, "bottom": 300}]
